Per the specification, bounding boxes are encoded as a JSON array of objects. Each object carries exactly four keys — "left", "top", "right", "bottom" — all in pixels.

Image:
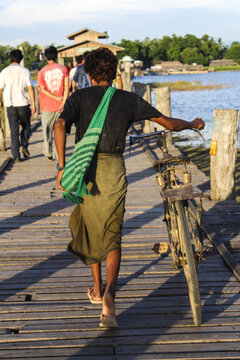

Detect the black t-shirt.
[{"left": 60, "top": 86, "right": 162, "bottom": 154}]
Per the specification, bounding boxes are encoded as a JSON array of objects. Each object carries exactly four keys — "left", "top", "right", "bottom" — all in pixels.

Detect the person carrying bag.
[{"left": 61, "top": 87, "right": 116, "bottom": 203}]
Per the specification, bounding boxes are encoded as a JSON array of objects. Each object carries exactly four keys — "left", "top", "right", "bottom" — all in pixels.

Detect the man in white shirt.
[{"left": 0, "top": 49, "right": 35, "bottom": 161}]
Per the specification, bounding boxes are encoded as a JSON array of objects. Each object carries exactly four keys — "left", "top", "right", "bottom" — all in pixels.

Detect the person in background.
[
  {"left": 0, "top": 49, "right": 35, "bottom": 162},
  {"left": 37, "top": 45, "right": 69, "bottom": 160},
  {"left": 66, "top": 61, "right": 72, "bottom": 75},
  {"left": 73, "top": 51, "right": 91, "bottom": 89},
  {"left": 69, "top": 55, "right": 83, "bottom": 94},
  {"left": 54, "top": 47, "right": 204, "bottom": 329}
]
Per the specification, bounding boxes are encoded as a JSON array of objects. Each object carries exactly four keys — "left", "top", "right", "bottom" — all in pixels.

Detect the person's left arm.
[
  {"left": 0, "top": 72, "right": 5, "bottom": 110},
  {"left": 151, "top": 114, "right": 205, "bottom": 131},
  {"left": 28, "top": 85, "right": 36, "bottom": 114},
  {"left": 59, "top": 76, "right": 69, "bottom": 113},
  {"left": 0, "top": 88, "right": 3, "bottom": 110}
]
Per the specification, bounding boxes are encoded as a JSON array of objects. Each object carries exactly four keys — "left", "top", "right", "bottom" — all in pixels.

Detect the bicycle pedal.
[{"left": 153, "top": 242, "right": 169, "bottom": 256}]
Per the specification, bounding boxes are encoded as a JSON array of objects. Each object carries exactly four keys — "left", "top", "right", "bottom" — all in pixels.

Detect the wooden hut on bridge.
[{"left": 57, "top": 28, "right": 125, "bottom": 65}]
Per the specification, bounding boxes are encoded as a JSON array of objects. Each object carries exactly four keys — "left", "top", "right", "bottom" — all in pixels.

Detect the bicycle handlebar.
[{"left": 129, "top": 128, "right": 205, "bottom": 145}]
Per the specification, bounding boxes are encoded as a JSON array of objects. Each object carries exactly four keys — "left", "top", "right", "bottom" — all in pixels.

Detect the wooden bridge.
[{"left": 0, "top": 123, "right": 240, "bottom": 359}]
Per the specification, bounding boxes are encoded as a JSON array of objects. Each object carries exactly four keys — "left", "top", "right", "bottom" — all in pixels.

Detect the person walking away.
[
  {"left": 37, "top": 45, "right": 69, "bottom": 160},
  {"left": 69, "top": 55, "right": 83, "bottom": 94},
  {"left": 73, "top": 51, "right": 91, "bottom": 90},
  {"left": 0, "top": 49, "right": 35, "bottom": 161},
  {"left": 54, "top": 47, "right": 205, "bottom": 329},
  {"left": 66, "top": 61, "right": 72, "bottom": 75}
]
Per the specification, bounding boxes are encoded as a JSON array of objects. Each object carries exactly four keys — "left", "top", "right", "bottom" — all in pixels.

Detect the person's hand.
[
  {"left": 56, "top": 169, "right": 64, "bottom": 190},
  {"left": 192, "top": 118, "right": 205, "bottom": 130},
  {"left": 31, "top": 104, "right": 36, "bottom": 115},
  {"left": 58, "top": 98, "right": 65, "bottom": 113}
]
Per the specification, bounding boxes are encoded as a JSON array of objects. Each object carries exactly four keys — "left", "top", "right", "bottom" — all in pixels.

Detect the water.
[{"left": 132, "top": 71, "right": 240, "bottom": 147}]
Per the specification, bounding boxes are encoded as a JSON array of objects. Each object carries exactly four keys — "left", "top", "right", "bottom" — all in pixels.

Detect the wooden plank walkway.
[{"left": 0, "top": 125, "right": 240, "bottom": 359}]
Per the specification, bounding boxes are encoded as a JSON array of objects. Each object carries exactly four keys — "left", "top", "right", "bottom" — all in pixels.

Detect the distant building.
[
  {"left": 209, "top": 59, "right": 237, "bottom": 67},
  {"left": 134, "top": 60, "right": 143, "bottom": 68},
  {"left": 150, "top": 61, "right": 204, "bottom": 73},
  {"left": 57, "top": 28, "right": 125, "bottom": 65}
]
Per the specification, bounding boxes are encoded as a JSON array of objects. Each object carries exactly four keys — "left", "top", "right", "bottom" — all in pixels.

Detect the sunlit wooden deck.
[{"left": 0, "top": 124, "right": 240, "bottom": 359}]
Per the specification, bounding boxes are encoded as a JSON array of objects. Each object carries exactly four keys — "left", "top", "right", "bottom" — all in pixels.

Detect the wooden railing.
[
  {"left": 123, "top": 64, "right": 239, "bottom": 201},
  {"left": 1, "top": 74, "right": 239, "bottom": 201}
]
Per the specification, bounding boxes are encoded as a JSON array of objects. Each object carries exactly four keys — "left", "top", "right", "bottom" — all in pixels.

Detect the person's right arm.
[
  {"left": 151, "top": 114, "right": 205, "bottom": 131},
  {"left": 54, "top": 117, "right": 66, "bottom": 190}
]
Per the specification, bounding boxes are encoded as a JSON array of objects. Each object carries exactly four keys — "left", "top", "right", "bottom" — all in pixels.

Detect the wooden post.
[
  {"left": 122, "top": 61, "right": 131, "bottom": 92},
  {"left": 210, "top": 109, "right": 239, "bottom": 200},
  {"left": 19, "top": 46, "right": 24, "bottom": 67},
  {"left": 154, "top": 87, "right": 172, "bottom": 144},
  {"left": 132, "top": 82, "right": 154, "bottom": 133}
]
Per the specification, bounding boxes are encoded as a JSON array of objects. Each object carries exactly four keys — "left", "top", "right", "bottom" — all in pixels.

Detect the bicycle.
[{"left": 129, "top": 129, "right": 204, "bottom": 326}]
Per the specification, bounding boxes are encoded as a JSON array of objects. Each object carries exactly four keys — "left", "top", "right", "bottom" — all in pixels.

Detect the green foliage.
[
  {"left": 224, "top": 42, "right": 240, "bottom": 63},
  {"left": 18, "top": 41, "right": 39, "bottom": 70},
  {"left": 0, "top": 42, "right": 40, "bottom": 71},
  {"left": 37, "top": 60, "right": 47, "bottom": 70},
  {"left": 63, "top": 57, "right": 73, "bottom": 67},
  {"left": 116, "top": 34, "right": 227, "bottom": 67},
  {"left": 180, "top": 47, "right": 205, "bottom": 65},
  {"left": 212, "top": 65, "right": 240, "bottom": 71},
  {"left": 0, "top": 45, "right": 12, "bottom": 71},
  {"left": 0, "top": 34, "right": 234, "bottom": 72}
]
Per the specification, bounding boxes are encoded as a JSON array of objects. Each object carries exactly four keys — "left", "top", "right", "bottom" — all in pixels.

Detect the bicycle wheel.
[{"left": 175, "top": 200, "right": 202, "bottom": 326}]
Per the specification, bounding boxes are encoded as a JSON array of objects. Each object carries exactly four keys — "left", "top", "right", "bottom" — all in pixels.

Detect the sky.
[{"left": 0, "top": 0, "right": 239, "bottom": 47}]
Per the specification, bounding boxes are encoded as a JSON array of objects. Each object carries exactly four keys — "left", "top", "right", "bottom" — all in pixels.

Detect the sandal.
[
  {"left": 87, "top": 287, "right": 103, "bottom": 304},
  {"left": 99, "top": 313, "right": 118, "bottom": 328}
]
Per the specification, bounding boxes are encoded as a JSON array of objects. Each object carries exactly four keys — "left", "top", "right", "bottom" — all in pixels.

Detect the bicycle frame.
[
  {"left": 130, "top": 129, "right": 203, "bottom": 263},
  {"left": 130, "top": 129, "right": 204, "bottom": 326}
]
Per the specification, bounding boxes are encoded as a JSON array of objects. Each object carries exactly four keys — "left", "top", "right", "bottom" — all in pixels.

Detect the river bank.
[{"left": 150, "top": 80, "right": 230, "bottom": 91}]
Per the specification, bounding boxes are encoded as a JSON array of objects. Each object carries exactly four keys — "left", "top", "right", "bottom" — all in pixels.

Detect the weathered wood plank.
[{"left": 0, "top": 126, "right": 240, "bottom": 359}]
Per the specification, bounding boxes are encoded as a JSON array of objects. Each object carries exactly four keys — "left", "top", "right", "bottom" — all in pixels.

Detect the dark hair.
[
  {"left": 44, "top": 45, "right": 58, "bottom": 61},
  {"left": 82, "top": 51, "right": 90, "bottom": 60},
  {"left": 84, "top": 47, "right": 117, "bottom": 83},
  {"left": 75, "top": 55, "right": 83, "bottom": 64},
  {"left": 10, "top": 49, "right": 23, "bottom": 63}
]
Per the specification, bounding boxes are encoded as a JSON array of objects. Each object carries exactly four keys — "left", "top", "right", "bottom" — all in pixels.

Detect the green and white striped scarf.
[{"left": 61, "top": 87, "right": 116, "bottom": 203}]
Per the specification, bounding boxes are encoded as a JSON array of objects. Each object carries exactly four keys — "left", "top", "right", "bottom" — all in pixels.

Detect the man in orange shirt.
[{"left": 37, "top": 46, "right": 69, "bottom": 160}]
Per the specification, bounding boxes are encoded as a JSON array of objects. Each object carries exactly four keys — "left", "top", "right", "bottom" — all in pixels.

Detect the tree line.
[
  {"left": 115, "top": 34, "right": 240, "bottom": 67},
  {"left": 1, "top": 35, "right": 240, "bottom": 71}
]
